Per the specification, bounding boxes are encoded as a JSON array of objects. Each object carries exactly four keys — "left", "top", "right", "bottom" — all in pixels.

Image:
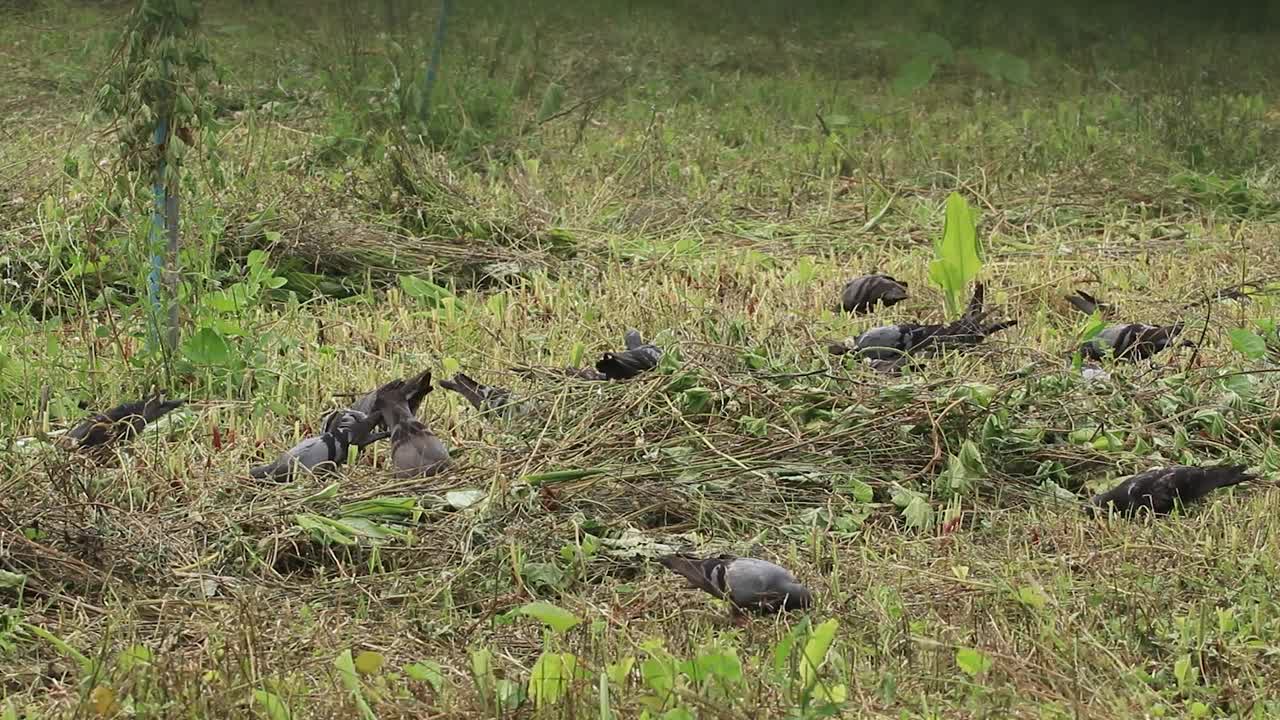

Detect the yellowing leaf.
[
  {"left": 354, "top": 650, "right": 384, "bottom": 675},
  {"left": 90, "top": 686, "right": 117, "bottom": 716}
]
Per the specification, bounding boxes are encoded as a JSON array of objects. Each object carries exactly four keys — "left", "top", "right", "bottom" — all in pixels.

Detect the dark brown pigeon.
[
  {"left": 58, "top": 394, "right": 185, "bottom": 451},
  {"left": 595, "top": 329, "right": 663, "bottom": 380},
  {"left": 373, "top": 380, "right": 450, "bottom": 478},
  {"left": 1079, "top": 323, "right": 1187, "bottom": 362},
  {"left": 837, "top": 274, "right": 909, "bottom": 314},
  {"left": 1087, "top": 465, "right": 1253, "bottom": 517}
]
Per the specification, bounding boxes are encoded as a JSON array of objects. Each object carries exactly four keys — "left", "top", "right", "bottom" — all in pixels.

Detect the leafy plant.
[{"left": 928, "top": 193, "right": 983, "bottom": 318}]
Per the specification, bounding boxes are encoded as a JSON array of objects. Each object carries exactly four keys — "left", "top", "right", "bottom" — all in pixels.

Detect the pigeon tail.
[
  {"left": 624, "top": 329, "right": 645, "bottom": 350},
  {"left": 1066, "top": 290, "right": 1106, "bottom": 316}
]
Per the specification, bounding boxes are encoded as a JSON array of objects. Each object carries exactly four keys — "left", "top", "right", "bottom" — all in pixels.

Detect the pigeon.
[
  {"left": 250, "top": 409, "right": 375, "bottom": 481},
  {"left": 438, "top": 372, "right": 514, "bottom": 414},
  {"left": 374, "top": 380, "right": 450, "bottom": 478},
  {"left": 837, "top": 274, "right": 909, "bottom": 314},
  {"left": 837, "top": 283, "right": 1016, "bottom": 366},
  {"left": 323, "top": 368, "right": 432, "bottom": 438},
  {"left": 595, "top": 329, "right": 663, "bottom": 380},
  {"left": 58, "top": 394, "right": 186, "bottom": 451},
  {"left": 1065, "top": 289, "right": 1112, "bottom": 317},
  {"left": 1087, "top": 465, "right": 1253, "bottom": 517},
  {"left": 1079, "top": 323, "right": 1187, "bottom": 362},
  {"left": 658, "top": 553, "right": 813, "bottom": 615}
]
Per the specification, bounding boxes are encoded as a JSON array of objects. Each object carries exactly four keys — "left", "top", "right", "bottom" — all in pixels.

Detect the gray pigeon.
[
  {"left": 596, "top": 329, "right": 663, "bottom": 380},
  {"left": 374, "top": 380, "right": 450, "bottom": 478},
  {"left": 837, "top": 283, "right": 1015, "bottom": 368},
  {"left": 58, "top": 394, "right": 186, "bottom": 451},
  {"left": 1079, "top": 323, "right": 1187, "bottom": 362},
  {"left": 658, "top": 553, "right": 813, "bottom": 615},
  {"left": 323, "top": 368, "right": 432, "bottom": 437},
  {"left": 438, "top": 372, "right": 514, "bottom": 414},
  {"left": 1087, "top": 465, "right": 1253, "bottom": 517},
  {"left": 837, "top": 274, "right": 909, "bottom": 314},
  {"left": 250, "top": 409, "right": 374, "bottom": 482}
]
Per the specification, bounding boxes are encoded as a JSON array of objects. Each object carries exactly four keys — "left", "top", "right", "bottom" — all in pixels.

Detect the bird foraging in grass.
[
  {"left": 58, "top": 394, "right": 186, "bottom": 452},
  {"left": 658, "top": 552, "right": 812, "bottom": 616},
  {"left": 373, "top": 379, "right": 450, "bottom": 478},
  {"left": 1078, "top": 323, "right": 1188, "bottom": 362},
  {"left": 595, "top": 329, "right": 663, "bottom": 380},
  {"left": 250, "top": 409, "right": 375, "bottom": 482},
  {"left": 836, "top": 274, "right": 909, "bottom": 314},
  {"left": 1086, "top": 464, "right": 1253, "bottom": 517},
  {"left": 323, "top": 368, "right": 433, "bottom": 438},
  {"left": 438, "top": 372, "right": 515, "bottom": 415},
  {"left": 833, "top": 283, "right": 1015, "bottom": 370}
]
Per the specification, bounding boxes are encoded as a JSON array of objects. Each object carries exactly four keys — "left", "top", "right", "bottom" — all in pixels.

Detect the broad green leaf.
[
  {"left": 529, "top": 651, "right": 579, "bottom": 707},
  {"left": 955, "top": 647, "right": 992, "bottom": 677},
  {"left": 405, "top": 661, "right": 445, "bottom": 692},
  {"left": 253, "top": 689, "right": 293, "bottom": 720},
  {"left": 0, "top": 570, "right": 25, "bottom": 589},
  {"left": 182, "top": 326, "right": 232, "bottom": 366},
  {"left": 518, "top": 601, "right": 582, "bottom": 634},
  {"left": 844, "top": 479, "right": 874, "bottom": 504},
  {"left": 687, "top": 647, "right": 743, "bottom": 684},
  {"left": 799, "top": 618, "right": 839, "bottom": 690},
  {"left": 640, "top": 657, "right": 676, "bottom": 696},
  {"left": 892, "top": 55, "right": 937, "bottom": 95},
  {"left": 1229, "top": 328, "right": 1267, "bottom": 360},
  {"left": 928, "top": 193, "right": 983, "bottom": 318}
]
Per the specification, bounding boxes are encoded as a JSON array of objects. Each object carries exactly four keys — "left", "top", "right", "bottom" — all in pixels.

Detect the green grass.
[{"left": 3, "top": 0, "right": 1280, "bottom": 717}]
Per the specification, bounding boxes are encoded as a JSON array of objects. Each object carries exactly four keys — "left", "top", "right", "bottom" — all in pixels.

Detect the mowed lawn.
[{"left": 2, "top": 1, "right": 1280, "bottom": 717}]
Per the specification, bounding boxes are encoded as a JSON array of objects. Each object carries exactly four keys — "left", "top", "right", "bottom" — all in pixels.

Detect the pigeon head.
[{"left": 330, "top": 410, "right": 370, "bottom": 441}]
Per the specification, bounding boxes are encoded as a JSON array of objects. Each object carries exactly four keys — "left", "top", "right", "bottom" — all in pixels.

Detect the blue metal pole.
[
  {"left": 148, "top": 117, "right": 168, "bottom": 349},
  {"left": 420, "top": 0, "right": 453, "bottom": 124}
]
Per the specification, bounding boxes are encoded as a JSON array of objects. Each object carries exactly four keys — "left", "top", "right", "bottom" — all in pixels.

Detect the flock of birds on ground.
[{"left": 46, "top": 273, "right": 1261, "bottom": 618}]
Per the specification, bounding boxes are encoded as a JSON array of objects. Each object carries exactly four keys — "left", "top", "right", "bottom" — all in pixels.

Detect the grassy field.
[{"left": 3, "top": 0, "right": 1280, "bottom": 717}]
